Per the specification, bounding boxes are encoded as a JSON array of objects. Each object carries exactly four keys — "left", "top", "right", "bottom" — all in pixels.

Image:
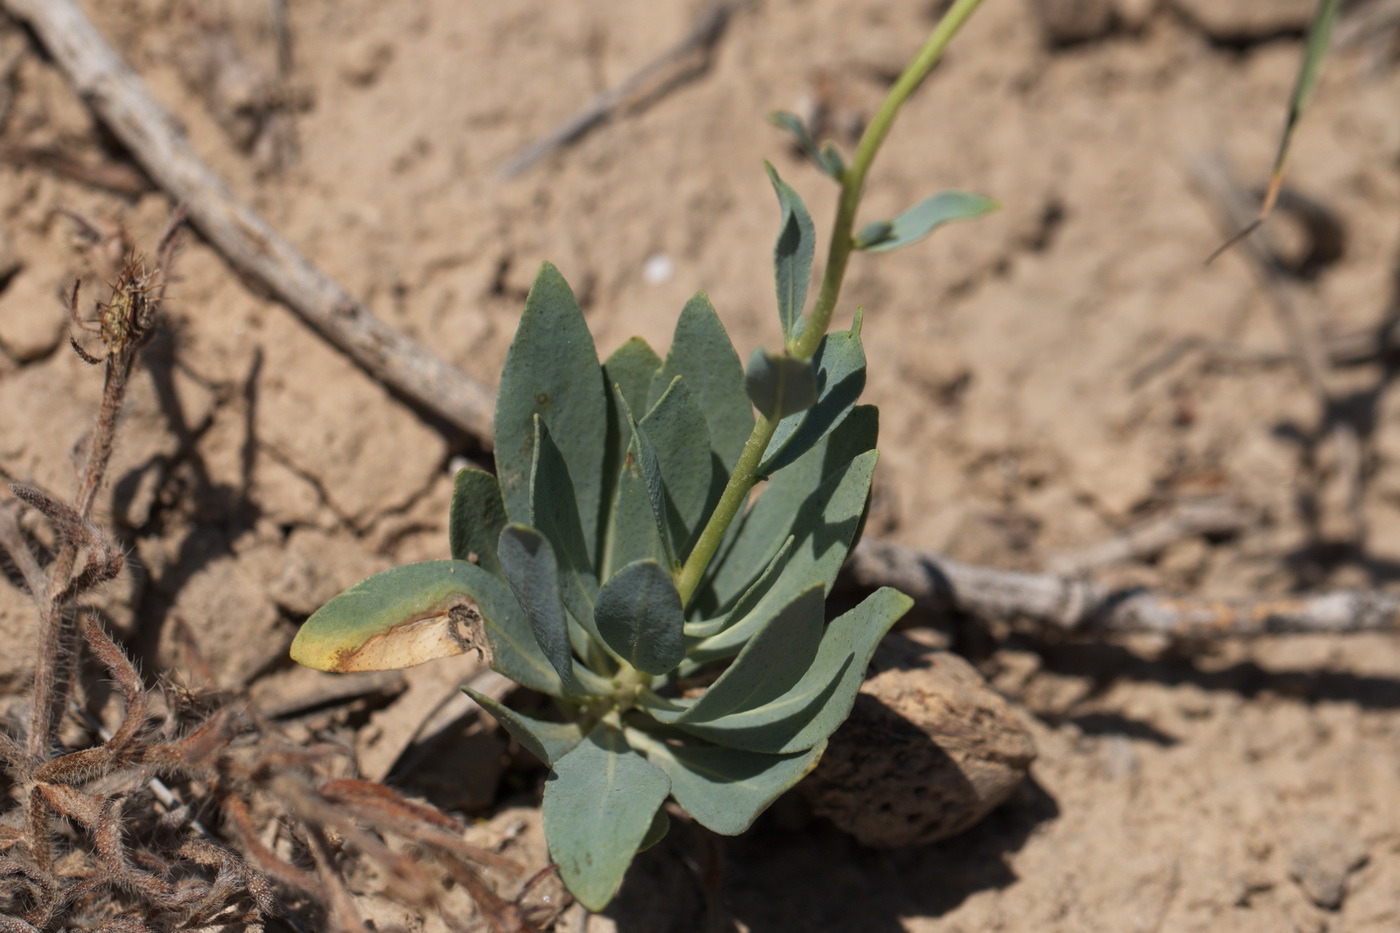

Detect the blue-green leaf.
[
  {"left": 705, "top": 406, "right": 877, "bottom": 612},
  {"left": 497, "top": 524, "right": 576, "bottom": 689},
  {"left": 677, "top": 584, "right": 824, "bottom": 723},
  {"left": 760, "top": 319, "right": 866, "bottom": 474},
  {"left": 684, "top": 535, "right": 794, "bottom": 639},
  {"left": 638, "top": 806, "right": 670, "bottom": 853},
  {"left": 291, "top": 561, "right": 561, "bottom": 695},
  {"left": 677, "top": 587, "right": 912, "bottom": 753},
  {"left": 543, "top": 723, "right": 671, "bottom": 911},
  {"left": 745, "top": 348, "right": 817, "bottom": 421},
  {"left": 595, "top": 559, "right": 685, "bottom": 675},
  {"left": 602, "top": 342, "right": 665, "bottom": 579},
  {"left": 530, "top": 417, "right": 599, "bottom": 639},
  {"left": 630, "top": 727, "right": 826, "bottom": 835},
  {"left": 768, "top": 111, "right": 844, "bottom": 180},
  {"left": 494, "top": 263, "right": 608, "bottom": 561},
  {"left": 653, "top": 292, "right": 753, "bottom": 473},
  {"left": 619, "top": 394, "right": 676, "bottom": 570},
  {"left": 765, "top": 162, "right": 816, "bottom": 340},
  {"left": 448, "top": 468, "right": 507, "bottom": 577},
  {"left": 856, "top": 191, "right": 998, "bottom": 253},
  {"left": 640, "top": 376, "right": 713, "bottom": 559},
  {"left": 465, "top": 687, "right": 584, "bottom": 766}
]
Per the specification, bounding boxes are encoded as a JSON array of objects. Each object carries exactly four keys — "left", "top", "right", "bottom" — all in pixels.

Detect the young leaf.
[
  {"left": 494, "top": 263, "right": 608, "bottom": 560},
  {"left": 638, "top": 807, "right": 670, "bottom": 852},
  {"left": 594, "top": 559, "right": 685, "bottom": 675},
  {"left": 602, "top": 343, "right": 665, "bottom": 579},
  {"left": 639, "top": 376, "right": 713, "bottom": 558},
  {"left": 768, "top": 111, "right": 843, "bottom": 180},
  {"left": 448, "top": 468, "right": 507, "bottom": 577},
  {"left": 530, "top": 417, "right": 599, "bottom": 637},
  {"left": 683, "top": 535, "right": 794, "bottom": 639},
  {"left": 653, "top": 292, "right": 753, "bottom": 472},
  {"left": 705, "top": 407, "right": 878, "bottom": 613},
  {"left": 465, "top": 687, "right": 585, "bottom": 766},
  {"left": 630, "top": 727, "right": 826, "bottom": 835},
  {"left": 497, "top": 524, "right": 576, "bottom": 689},
  {"left": 291, "top": 560, "right": 561, "bottom": 695},
  {"left": 745, "top": 348, "right": 818, "bottom": 421},
  {"left": 856, "top": 191, "right": 999, "bottom": 253},
  {"left": 760, "top": 319, "right": 866, "bottom": 474},
  {"left": 543, "top": 723, "right": 671, "bottom": 911},
  {"left": 619, "top": 394, "right": 676, "bottom": 570},
  {"left": 765, "top": 161, "right": 816, "bottom": 340},
  {"left": 675, "top": 584, "right": 824, "bottom": 723},
  {"left": 677, "top": 587, "right": 913, "bottom": 753}
]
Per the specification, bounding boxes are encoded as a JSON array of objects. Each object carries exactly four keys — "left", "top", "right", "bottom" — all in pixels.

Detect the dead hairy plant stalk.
[{"left": 0, "top": 218, "right": 550, "bottom": 932}]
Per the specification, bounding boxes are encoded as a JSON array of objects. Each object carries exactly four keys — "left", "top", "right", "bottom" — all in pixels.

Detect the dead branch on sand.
[{"left": 2, "top": 0, "right": 497, "bottom": 442}]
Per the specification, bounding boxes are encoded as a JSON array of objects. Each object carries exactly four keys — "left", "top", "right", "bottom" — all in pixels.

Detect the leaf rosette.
[{"left": 291, "top": 263, "right": 910, "bottom": 909}]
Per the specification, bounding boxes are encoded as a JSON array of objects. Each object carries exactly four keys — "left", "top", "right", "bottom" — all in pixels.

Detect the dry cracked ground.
[{"left": 2, "top": 0, "right": 1400, "bottom": 930}]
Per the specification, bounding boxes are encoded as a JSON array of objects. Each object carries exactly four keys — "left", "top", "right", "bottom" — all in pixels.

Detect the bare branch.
[
  {"left": 849, "top": 539, "right": 1400, "bottom": 638},
  {"left": 1, "top": 0, "right": 496, "bottom": 442}
]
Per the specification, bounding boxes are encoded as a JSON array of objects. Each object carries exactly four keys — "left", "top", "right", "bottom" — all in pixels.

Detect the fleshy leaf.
[
  {"left": 639, "top": 376, "right": 713, "bottom": 559},
  {"left": 595, "top": 560, "right": 685, "bottom": 675},
  {"left": 705, "top": 406, "right": 877, "bottom": 613},
  {"left": 448, "top": 468, "right": 507, "bottom": 577},
  {"left": 619, "top": 394, "right": 676, "bottom": 570},
  {"left": 675, "top": 584, "right": 824, "bottom": 723},
  {"left": 465, "top": 687, "right": 584, "bottom": 766},
  {"left": 760, "top": 318, "right": 866, "bottom": 474},
  {"left": 677, "top": 587, "right": 913, "bottom": 753},
  {"left": 768, "top": 111, "right": 843, "bottom": 180},
  {"left": 497, "top": 524, "right": 576, "bottom": 689},
  {"left": 291, "top": 561, "right": 561, "bottom": 694},
  {"left": 857, "top": 191, "right": 999, "bottom": 253},
  {"left": 765, "top": 161, "right": 816, "bottom": 340},
  {"left": 691, "top": 449, "right": 877, "bottom": 662},
  {"left": 745, "top": 348, "right": 817, "bottom": 421},
  {"left": 494, "top": 262, "right": 607, "bottom": 562},
  {"left": 653, "top": 292, "right": 753, "bottom": 473},
  {"left": 684, "top": 536, "right": 794, "bottom": 639},
  {"left": 602, "top": 343, "right": 665, "bottom": 579},
  {"left": 638, "top": 807, "right": 669, "bottom": 853},
  {"left": 630, "top": 727, "right": 826, "bottom": 835},
  {"left": 543, "top": 723, "right": 671, "bottom": 910},
  {"left": 530, "top": 417, "right": 599, "bottom": 639}
]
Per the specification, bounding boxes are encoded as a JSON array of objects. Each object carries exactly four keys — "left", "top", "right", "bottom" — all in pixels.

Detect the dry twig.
[
  {"left": 494, "top": 2, "right": 738, "bottom": 178},
  {"left": 849, "top": 539, "right": 1400, "bottom": 639},
  {"left": 2, "top": 0, "right": 497, "bottom": 442}
]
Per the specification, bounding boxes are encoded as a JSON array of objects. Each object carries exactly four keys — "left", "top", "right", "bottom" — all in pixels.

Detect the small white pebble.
[
  {"left": 447, "top": 455, "right": 472, "bottom": 476},
  {"left": 642, "top": 252, "right": 674, "bottom": 285}
]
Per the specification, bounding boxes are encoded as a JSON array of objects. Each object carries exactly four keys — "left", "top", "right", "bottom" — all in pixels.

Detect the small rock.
[
  {"left": 1031, "top": 0, "right": 1117, "bottom": 46},
  {"left": 0, "top": 271, "right": 65, "bottom": 363},
  {"left": 1171, "top": 0, "right": 1316, "bottom": 40},
  {"left": 802, "top": 635, "right": 1036, "bottom": 847},
  {"left": 1289, "top": 823, "right": 1368, "bottom": 910}
]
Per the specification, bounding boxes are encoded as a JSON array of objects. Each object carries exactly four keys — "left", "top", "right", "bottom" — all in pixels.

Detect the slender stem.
[{"left": 675, "top": 0, "right": 985, "bottom": 607}]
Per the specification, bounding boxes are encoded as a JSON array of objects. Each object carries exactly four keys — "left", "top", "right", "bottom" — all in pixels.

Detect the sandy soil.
[{"left": 2, "top": 0, "right": 1400, "bottom": 930}]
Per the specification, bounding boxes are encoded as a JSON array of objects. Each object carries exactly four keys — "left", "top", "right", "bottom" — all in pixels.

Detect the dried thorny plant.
[{"left": 0, "top": 213, "right": 554, "bottom": 932}]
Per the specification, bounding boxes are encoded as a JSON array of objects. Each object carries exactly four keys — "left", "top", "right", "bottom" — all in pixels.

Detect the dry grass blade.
[{"left": 1208, "top": 0, "right": 1341, "bottom": 262}]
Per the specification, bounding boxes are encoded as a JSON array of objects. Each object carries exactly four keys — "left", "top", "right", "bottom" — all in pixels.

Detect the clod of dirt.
[
  {"left": 1031, "top": 0, "right": 1117, "bottom": 46},
  {"left": 1171, "top": 0, "right": 1317, "bottom": 41},
  {"left": 801, "top": 632, "right": 1036, "bottom": 847},
  {"left": 0, "top": 269, "right": 66, "bottom": 364},
  {"left": 1288, "top": 822, "right": 1369, "bottom": 911}
]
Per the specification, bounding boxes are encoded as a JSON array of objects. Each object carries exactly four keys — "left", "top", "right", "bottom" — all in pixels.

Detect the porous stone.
[{"left": 802, "top": 633, "right": 1036, "bottom": 847}]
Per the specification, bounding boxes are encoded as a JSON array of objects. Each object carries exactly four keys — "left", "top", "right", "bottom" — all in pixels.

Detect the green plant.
[{"left": 291, "top": 0, "right": 992, "bottom": 910}]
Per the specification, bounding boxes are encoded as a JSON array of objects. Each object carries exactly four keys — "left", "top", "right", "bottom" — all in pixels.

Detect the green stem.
[{"left": 675, "top": 0, "right": 985, "bottom": 607}]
